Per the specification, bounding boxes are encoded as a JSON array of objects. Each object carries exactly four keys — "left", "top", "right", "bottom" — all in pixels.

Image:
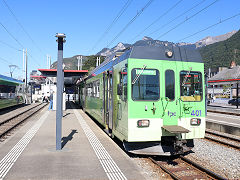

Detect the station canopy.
[
  {"left": 0, "top": 74, "right": 24, "bottom": 86},
  {"left": 38, "top": 69, "right": 88, "bottom": 86},
  {"left": 208, "top": 66, "right": 240, "bottom": 85}
]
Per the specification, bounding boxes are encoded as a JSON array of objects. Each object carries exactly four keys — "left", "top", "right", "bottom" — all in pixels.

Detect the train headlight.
[
  {"left": 165, "top": 50, "right": 173, "bottom": 58},
  {"left": 137, "top": 120, "right": 150, "bottom": 127},
  {"left": 190, "top": 118, "right": 201, "bottom": 126}
]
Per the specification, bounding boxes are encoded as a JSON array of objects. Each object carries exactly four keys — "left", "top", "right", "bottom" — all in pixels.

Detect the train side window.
[
  {"left": 119, "top": 71, "right": 127, "bottom": 101},
  {"left": 96, "top": 80, "right": 100, "bottom": 98},
  {"left": 165, "top": 70, "right": 175, "bottom": 101},
  {"left": 122, "top": 73, "right": 127, "bottom": 101}
]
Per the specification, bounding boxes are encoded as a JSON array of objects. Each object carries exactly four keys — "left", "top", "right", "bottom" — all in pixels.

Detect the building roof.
[
  {"left": 208, "top": 66, "right": 240, "bottom": 85},
  {"left": 0, "top": 74, "right": 24, "bottom": 86},
  {"left": 38, "top": 69, "right": 88, "bottom": 77}
]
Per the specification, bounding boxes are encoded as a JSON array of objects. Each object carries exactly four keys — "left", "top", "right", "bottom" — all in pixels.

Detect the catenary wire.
[
  {"left": 105, "top": 0, "right": 154, "bottom": 48},
  {"left": 0, "top": 22, "right": 41, "bottom": 68},
  {"left": 0, "top": 56, "right": 12, "bottom": 65},
  {"left": 1, "top": 0, "right": 45, "bottom": 55},
  {"left": 156, "top": 0, "right": 219, "bottom": 39},
  {"left": 0, "top": 21, "right": 24, "bottom": 48},
  {"left": 0, "top": 40, "right": 22, "bottom": 52},
  {"left": 90, "top": 0, "right": 133, "bottom": 53},
  {"left": 178, "top": 12, "right": 240, "bottom": 42},
  {"left": 148, "top": 0, "right": 206, "bottom": 37},
  {"left": 130, "top": 0, "right": 183, "bottom": 42}
]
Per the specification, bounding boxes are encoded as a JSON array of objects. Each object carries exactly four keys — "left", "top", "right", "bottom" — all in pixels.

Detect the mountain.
[
  {"left": 50, "top": 30, "right": 238, "bottom": 73},
  {"left": 96, "top": 42, "right": 131, "bottom": 57},
  {"left": 97, "top": 31, "right": 237, "bottom": 57},
  {"left": 195, "top": 30, "right": 237, "bottom": 48},
  {"left": 51, "top": 55, "right": 104, "bottom": 74},
  {"left": 51, "top": 55, "right": 88, "bottom": 70},
  {"left": 200, "top": 30, "right": 240, "bottom": 69}
]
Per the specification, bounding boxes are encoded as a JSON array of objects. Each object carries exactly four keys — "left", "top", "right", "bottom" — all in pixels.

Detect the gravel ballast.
[
  {"left": 132, "top": 137, "right": 240, "bottom": 179},
  {"left": 185, "top": 138, "right": 240, "bottom": 179}
]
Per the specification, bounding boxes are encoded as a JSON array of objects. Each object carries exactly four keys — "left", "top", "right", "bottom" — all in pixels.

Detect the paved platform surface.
[
  {"left": 207, "top": 102, "right": 240, "bottom": 115},
  {"left": 0, "top": 103, "right": 144, "bottom": 180},
  {"left": 207, "top": 103, "right": 240, "bottom": 136}
]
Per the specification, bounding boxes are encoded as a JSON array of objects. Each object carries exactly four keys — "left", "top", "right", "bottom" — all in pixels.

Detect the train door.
[
  {"left": 162, "top": 68, "right": 179, "bottom": 126},
  {"left": 104, "top": 71, "right": 113, "bottom": 131},
  {"left": 116, "top": 68, "right": 127, "bottom": 122}
]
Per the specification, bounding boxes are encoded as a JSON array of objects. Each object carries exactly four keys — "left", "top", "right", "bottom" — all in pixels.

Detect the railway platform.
[
  {"left": 207, "top": 103, "right": 240, "bottom": 136},
  {"left": 0, "top": 102, "right": 144, "bottom": 180},
  {"left": 207, "top": 102, "right": 240, "bottom": 115}
]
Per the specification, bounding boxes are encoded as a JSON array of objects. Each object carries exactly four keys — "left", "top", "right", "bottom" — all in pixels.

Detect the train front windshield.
[
  {"left": 180, "top": 71, "right": 203, "bottom": 101},
  {"left": 131, "top": 69, "right": 159, "bottom": 101}
]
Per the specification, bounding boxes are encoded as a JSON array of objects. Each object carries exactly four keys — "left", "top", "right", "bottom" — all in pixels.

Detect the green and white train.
[{"left": 77, "top": 45, "right": 205, "bottom": 156}]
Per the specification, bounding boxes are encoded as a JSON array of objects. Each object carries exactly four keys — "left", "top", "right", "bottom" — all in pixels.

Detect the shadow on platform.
[
  {"left": 65, "top": 101, "right": 81, "bottom": 109},
  {"left": 61, "top": 129, "right": 78, "bottom": 148}
]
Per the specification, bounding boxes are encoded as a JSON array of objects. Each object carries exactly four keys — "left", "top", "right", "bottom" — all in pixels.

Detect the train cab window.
[
  {"left": 165, "top": 70, "right": 175, "bottom": 101},
  {"left": 131, "top": 68, "right": 159, "bottom": 101},
  {"left": 180, "top": 71, "right": 203, "bottom": 101}
]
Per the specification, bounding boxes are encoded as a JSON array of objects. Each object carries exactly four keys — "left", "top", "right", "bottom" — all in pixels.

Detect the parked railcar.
[
  {"left": 78, "top": 45, "right": 205, "bottom": 156},
  {"left": 0, "top": 75, "right": 24, "bottom": 109}
]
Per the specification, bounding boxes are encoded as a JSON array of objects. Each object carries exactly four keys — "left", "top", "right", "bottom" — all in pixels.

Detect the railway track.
[
  {"left": 205, "top": 129, "right": 240, "bottom": 150},
  {"left": 0, "top": 103, "right": 46, "bottom": 139},
  {"left": 149, "top": 155, "right": 226, "bottom": 180}
]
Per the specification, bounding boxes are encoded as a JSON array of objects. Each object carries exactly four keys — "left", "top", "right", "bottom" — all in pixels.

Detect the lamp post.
[{"left": 55, "top": 33, "right": 66, "bottom": 150}]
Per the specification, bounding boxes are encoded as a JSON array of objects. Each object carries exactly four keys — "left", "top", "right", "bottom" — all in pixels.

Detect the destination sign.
[{"left": 136, "top": 69, "right": 156, "bottom": 75}]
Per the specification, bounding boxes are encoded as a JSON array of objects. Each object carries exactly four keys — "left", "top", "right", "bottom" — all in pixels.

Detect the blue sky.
[{"left": 0, "top": 0, "right": 239, "bottom": 79}]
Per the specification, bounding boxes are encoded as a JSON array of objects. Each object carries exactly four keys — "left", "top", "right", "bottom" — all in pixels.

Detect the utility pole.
[
  {"left": 55, "top": 33, "right": 66, "bottom": 151},
  {"left": 49, "top": 55, "right": 51, "bottom": 68},
  {"left": 22, "top": 49, "right": 25, "bottom": 81},
  {"left": 25, "top": 49, "right": 28, "bottom": 104},
  {"left": 77, "top": 56, "right": 80, "bottom": 70},
  {"left": 96, "top": 57, "right": 100, "bottom": 67},
  {"left": 47, "top": 54, "right": 48, "bottom": 69},
  {"left": 47, "top": 55, "right": 52, "bottom": 69},
  {"left": 80, "top": 56, "right": 82, "bottom": 70}
]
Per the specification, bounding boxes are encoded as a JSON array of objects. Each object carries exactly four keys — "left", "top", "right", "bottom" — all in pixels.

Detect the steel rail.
[
  {"left": 149, "top": 156, "right": 226, "bottom": 180},
  {"left": 205, "top": 129, "right": 240, "bottom": 142},
  {"left": 0, "top": 104, "right": 46, "bottom": 139},
  {"left": 0, "top": 103, "right": 42, "bottom": 126},
  {"left": 149, "top": 157, "right": 180, "bottom": 180},
  {"left": 180, "top": 155, "right": 227, "bottom": 180},
  {"left": 204, "top": 134, "right": 240, "bottom": 150}
]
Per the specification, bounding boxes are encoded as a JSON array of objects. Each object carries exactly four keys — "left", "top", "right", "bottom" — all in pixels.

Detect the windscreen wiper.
[
  {"left": 132, "top": 65, "right": 147, "bottom": 85},
  {"left": 181, "top": 67, "right": 192, "bottom": 86}
]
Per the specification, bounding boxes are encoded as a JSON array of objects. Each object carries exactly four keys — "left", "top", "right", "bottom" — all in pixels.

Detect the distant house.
[{"left": 207, "top": 61, "right": 240, "bottom": 98}]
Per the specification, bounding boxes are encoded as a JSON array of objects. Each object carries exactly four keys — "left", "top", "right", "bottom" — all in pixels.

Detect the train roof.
[
  {"left": 90, "top": 45, "right": 202, "bottom": 77},
  {"left": 0, "top": 74, "right": 24, "bottom": 86},
  {"left": 128, "top": 45, "right": 202, "bottom": 62}
]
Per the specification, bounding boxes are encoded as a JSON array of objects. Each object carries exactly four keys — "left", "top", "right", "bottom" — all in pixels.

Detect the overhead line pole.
[
  {"left": 22, "top": 49, "right": 25, "bottom": 81},
  {"left": 25, "top": 49, "right": 28, "bottom": 104},
  {"left": 80, "top": 56, "right": 82, "bottom": 70},
  {"left": 77, "top": 56, "right": 80, "bottom": 70}
]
